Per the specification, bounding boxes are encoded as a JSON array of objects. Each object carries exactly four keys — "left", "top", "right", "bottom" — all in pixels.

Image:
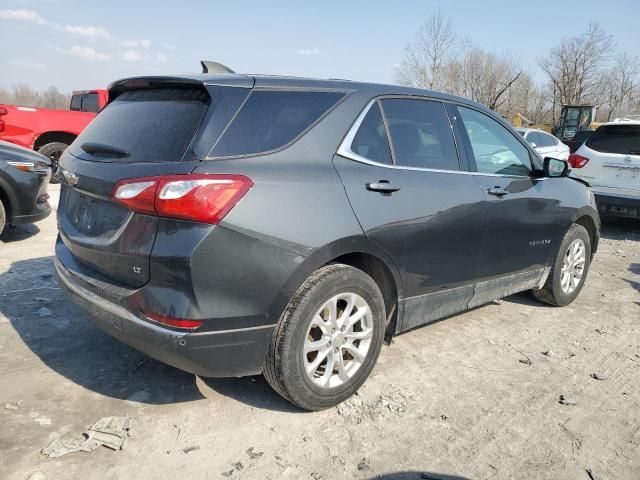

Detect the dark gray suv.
[{"left": 55, "top": 72, "right": 600, "bottom": 410}]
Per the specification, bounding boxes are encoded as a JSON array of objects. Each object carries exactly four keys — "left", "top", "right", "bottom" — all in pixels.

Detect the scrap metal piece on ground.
[{"left": 41, "top": 416, "right": 132, "bottom": 458}]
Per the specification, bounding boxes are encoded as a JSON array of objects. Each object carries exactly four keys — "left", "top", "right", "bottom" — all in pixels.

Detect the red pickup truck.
[{"left": 0, "top": 89, "right": 108, "bottom": 179}]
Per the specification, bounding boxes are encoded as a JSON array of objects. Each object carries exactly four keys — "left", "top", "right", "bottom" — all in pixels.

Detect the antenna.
[{"left": 200, "top": 61, "right": 235, "bottom": 74}]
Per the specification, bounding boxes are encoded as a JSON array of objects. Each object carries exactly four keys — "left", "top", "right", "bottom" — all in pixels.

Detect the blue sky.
[{"left": 1, "top": 0, "right": 639, "bottom": 92}]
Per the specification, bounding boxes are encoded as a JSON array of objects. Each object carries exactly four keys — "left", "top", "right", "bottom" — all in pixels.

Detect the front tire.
[
  {"left": 264, "top": 264, "right": 386, "bottom": 411},
  {"left": 37, "top": 142, "right": 69, "bottom": 184},
  {"left": 533, "top": 224, "right": 591, "bottom": 306}
]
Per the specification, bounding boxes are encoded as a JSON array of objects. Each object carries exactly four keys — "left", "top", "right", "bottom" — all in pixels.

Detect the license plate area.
[{"left": 63, "top": 187, "right": 128, "bottom": 238}]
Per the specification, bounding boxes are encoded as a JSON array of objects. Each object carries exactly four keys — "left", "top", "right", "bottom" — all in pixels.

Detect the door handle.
[
  {"left": 487, "top": 186, "right": 509, "bottom": 197},
  {"left": 366, "top": 180, "right": 401, "bottom": 194}
]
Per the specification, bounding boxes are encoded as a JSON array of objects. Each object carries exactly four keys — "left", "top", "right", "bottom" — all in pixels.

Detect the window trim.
[
  {"left": 337, "top": 95, "right": 466, "bottom": 174},
  {"left": 205, "top": 87, "right": 350, "bottom": 160}
]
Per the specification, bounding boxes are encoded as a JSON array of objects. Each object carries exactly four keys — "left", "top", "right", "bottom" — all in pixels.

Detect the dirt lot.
[{"left": 1, "top": 184, "right": 639, "bottom": 480}]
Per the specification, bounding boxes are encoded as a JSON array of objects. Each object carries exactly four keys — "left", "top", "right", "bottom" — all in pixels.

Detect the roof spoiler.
[{"left": 201, "top": 61, "right": 235, "bottom": 74}]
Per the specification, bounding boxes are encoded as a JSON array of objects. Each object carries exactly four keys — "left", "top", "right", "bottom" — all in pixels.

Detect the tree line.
[
  {"left": 0, "top": 84, "right": 71, "bottom": 110},
  {"left": 395, "top": 11, "right": 639, "bottom": 125}
]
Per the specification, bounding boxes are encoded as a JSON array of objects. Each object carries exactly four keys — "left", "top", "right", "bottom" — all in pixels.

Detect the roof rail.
[{"left": 200, "top": 61, "right": 235, "bottom": 74}]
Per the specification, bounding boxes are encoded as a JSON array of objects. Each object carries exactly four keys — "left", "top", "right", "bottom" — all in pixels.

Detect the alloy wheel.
[{"left": 303, "top": 293, "right": 374, "bottom": 389}]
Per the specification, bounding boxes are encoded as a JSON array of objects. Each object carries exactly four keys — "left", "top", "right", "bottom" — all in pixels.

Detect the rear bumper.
[
  {"left": 54, "top": 248, "right": 276, "bottom": 378},
  {"left": 592, "top": 187, "right": 640, "bottom": 219}
]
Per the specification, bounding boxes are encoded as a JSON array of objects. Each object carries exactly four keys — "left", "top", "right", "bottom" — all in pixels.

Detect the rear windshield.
[
  {"left": 586, "top": 125, "right": 640, "bottom": 155},
  {"left": 70, "top": 88, "right": 209, "bottom": 162},
  {"left": 210, "top": 90, "right": 344, "bottom": 157}
]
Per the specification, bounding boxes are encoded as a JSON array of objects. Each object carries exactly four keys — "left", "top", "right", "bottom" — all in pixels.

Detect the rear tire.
[
  {"left": 38, "top": 142, "right": 68, "bottom": 184},
  {"left": 532, "top": 224, "right": 591, "bottom": 306},
  {"left": 264, "top": 264, "right": 386, "bottom": 411}
]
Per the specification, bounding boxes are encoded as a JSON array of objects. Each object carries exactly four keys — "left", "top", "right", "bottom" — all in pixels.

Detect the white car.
[
  {"left": 570, "top": 120, "right": 640, "bottom": 219},
  {"left": 516, "top": 128, "right": 570, "bottom": 160}
]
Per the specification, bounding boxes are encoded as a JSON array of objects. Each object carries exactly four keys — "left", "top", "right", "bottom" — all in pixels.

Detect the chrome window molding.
[{"left": 336, "top": 98, "right": 537, "bottom": 180}]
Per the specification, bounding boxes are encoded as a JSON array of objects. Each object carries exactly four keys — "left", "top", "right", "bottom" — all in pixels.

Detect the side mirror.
[
  {"left": 544, "top": 157, "right": 569, "bottom": 177},
  {"left": 529, "top": 142, "right": 537, "bottom": 148}
]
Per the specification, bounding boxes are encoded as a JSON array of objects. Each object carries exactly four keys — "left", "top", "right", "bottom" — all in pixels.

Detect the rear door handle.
[
  {"left": 487, "top": 186, "right": 509, "bottom": 197},
  {"left": 366, "top": 180, "right": 401, "bottom": 194}
]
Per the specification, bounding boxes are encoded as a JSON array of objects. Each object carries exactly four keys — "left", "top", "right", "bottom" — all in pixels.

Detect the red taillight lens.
[
  {"left": 142, "top": 310, "right": 203, "bottom": 330},
  {"left": 568, "top": 153, "right": 589, "bottom": 168},
  {"left": 111, "top": 174, "right": 253, "bottom": 224}
]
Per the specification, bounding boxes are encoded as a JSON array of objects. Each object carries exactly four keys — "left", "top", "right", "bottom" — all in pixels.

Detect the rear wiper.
[{"left": 81, "top": 142, "right": 129, "bottom": 158}]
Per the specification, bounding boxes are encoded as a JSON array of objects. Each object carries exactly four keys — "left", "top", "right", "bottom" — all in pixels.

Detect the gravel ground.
[{"left": 1, "top": 184, "right": 639, "bottom": 480}]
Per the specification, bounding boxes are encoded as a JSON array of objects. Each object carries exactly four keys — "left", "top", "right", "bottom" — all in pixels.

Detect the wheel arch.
[
  {"left": 0, "top": 176, "right": 18, "bottom": 222},
  {"left": 573, "top": 211, "right": 599, "bottom": 256},
  {"left": 34, "top": 131, "right": 77, "bottom": 150},
  {"left": 269, "top": 236, "right": 405, "bottom": 341}
]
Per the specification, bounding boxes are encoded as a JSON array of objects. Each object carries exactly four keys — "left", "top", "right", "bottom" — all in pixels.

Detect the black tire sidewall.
[
  {"left": 279, "top": 267, "right": 385, "bottom": 409},
  {"left": 38, "top": 142, "right": 67, "bottom": 184},
  {"left": 549, "top": 225, "right": 591, "bottom": 306}
]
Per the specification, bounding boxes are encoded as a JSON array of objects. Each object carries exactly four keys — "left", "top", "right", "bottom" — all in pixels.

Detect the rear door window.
[
  {"left": 380, "top": 98, "right": 460, "bottom": 170},
  {"left": 586, "top": 125, "right": 640, "bottom": 155},
  {"left": 349, "top": 102, "right": 392, "bottom": 165},
  {"left": 69, "top": 87, "right": 209, "bottom": 162},
  {"left": 210, "top": 90, "right": 344, "bottom": 157}
]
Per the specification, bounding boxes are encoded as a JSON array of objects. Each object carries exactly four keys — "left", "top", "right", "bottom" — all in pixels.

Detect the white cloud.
[
  {"left": 121, "top": 39, "right": 151, "bottom": 49},
  {"left": 161, "top": 42, "right": 175, "bottom": 51},
  {"left": 9, "top": 60, "right": 45, "bottom": 69},
  {"left": 297, "top": 48, "right": 320, "bottom": 56},
  {"left": 66, "top": 45, "right": 110, "bottom": 61},
  {"left": 121, "top": 49, "right": 142, "bottom": 62},
  {"left": 155, "top": 53, "right": 168, "bottom": 63},
  {"left": 63, "top": 25, "right": 112, "bottom": 40},
  {"left": 0, "top": 9, "right": 46, "bottom": 24}
]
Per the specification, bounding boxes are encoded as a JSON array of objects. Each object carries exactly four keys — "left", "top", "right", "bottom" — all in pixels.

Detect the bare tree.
[
  {"left": 10, "top": 83, "right": 42, "bottom": 107},
  {"left": 394, "top": 9, "right": 456, "bottom": 90},
  {"left": 446, "top": 43, "right": 523, "bottom": 111},
  {"left": 539, "top": 23, "right": 615, "bottom": 106},
  {"left": 41, "top": 86, "right": 71, "bottom": 110},
  {"left": 600, "top": 53, "right": 640, "bottom": 120},
  {"left": 0, "top": 84, "right": 72, "bottom": 109}
]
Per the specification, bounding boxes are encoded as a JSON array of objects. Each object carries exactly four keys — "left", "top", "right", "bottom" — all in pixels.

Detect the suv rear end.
[
  {"left": 54, "top": 75, "right": 351, "bottom": 377},
  {"left": 569, "top": 122, "right": 640, "bottom": 219}
]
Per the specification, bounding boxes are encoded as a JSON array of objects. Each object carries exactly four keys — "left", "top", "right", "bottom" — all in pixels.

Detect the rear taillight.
[
  {"left": 111, "top": 174, "right": 253, "bottom": 224},
  {"left": 568, "top": 153, "right": 589, "bottom": 168},
  {"left": 142, "top": 310, "right": 203, "bottom": 330}
]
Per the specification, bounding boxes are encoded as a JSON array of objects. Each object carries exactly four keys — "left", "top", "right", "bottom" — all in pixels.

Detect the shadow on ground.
[
  {"left": 1, "top": 255, "right": 295, "bottom": 410},
  {"left": 200, "top": 375, "right": 300, "bottom": 413},
  {"left": 1, "top": 256, "right": 202, "bottom": 405},
  {"left": 0, "top": 223, "right": 40, "bottom": 243}
]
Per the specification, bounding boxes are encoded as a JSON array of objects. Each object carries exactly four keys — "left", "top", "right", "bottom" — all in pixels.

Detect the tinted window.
[
  {"left": 211, "top": 90, "right": 344, "bottom": 157},
  {"left": 70, "top": 88, "right": 209, "bottom": 162},
  {"left": 458, "top": 106, "right": 532, "bottom": 176},
  {"left": 70, "top": 95, "right": 82, "bottom": 111},
  {"left": 81, "top": 93, "right": 100, "bottom": 113},
  {"left": 350, "top": 102, "right": 392, "bottom": 164},
  {"left": 380, "top": 98, "right": 459, "bottom": 170},
  {"left": 586, "top": 125, "right": 640, "bottom": 155}
]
